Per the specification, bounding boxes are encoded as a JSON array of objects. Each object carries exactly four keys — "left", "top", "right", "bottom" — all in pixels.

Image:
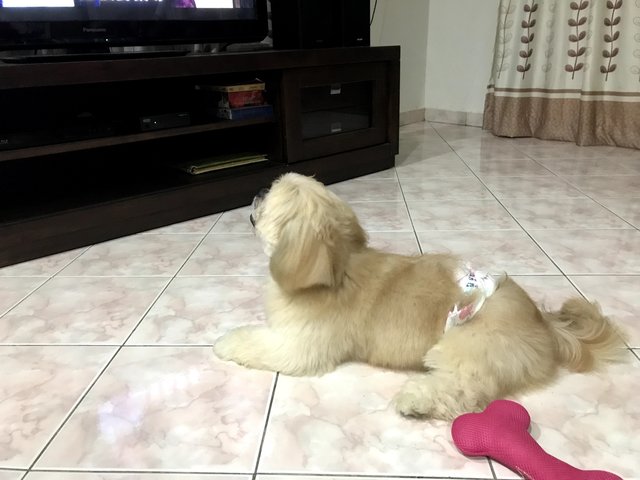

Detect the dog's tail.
[{"left": 543, "top": 298, "right": 627, "bottom": 372}]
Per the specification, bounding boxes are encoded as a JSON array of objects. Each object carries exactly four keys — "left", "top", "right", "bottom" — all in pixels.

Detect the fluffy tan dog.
[{"left": 213, "top": 172, "right": 626, "bottom": 420}]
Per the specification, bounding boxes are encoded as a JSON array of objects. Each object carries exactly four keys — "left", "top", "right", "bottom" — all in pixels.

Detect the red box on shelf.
[{"left": 196, "top": 80, "right": 266, "bottom": 109}]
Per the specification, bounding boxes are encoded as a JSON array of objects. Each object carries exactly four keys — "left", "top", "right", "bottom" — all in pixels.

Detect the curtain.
[{"left": 484, "top": 0, "right": 640, "bottom": 149}]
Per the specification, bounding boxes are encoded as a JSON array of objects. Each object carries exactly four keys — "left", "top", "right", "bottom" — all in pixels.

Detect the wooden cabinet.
[{"left": 0, "top": 47, "right": 400, "bottom": 267}]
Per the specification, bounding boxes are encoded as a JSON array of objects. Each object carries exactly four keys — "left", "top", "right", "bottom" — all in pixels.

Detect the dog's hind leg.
[
  {"left": 394, "top": 278, "right": 560, "bottom": 420},
  {"left": 394, "top": 317, "right": 557, "bottom": 420},
  {"left": 394, "top": 319, "right": 505, "bottom": 420},
  {"left": 393, "top": 366, "right": 497, "bottom": 421}
]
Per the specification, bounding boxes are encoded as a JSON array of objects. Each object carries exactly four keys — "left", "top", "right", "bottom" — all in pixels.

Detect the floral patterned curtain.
[{"left": 484, "top": 0, "right": 640, "bottom": 149}]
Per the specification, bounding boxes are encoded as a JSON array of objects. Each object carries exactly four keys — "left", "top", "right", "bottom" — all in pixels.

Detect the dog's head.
[{"left": 250, "top": 173, "right": 367, "bottom": 292}]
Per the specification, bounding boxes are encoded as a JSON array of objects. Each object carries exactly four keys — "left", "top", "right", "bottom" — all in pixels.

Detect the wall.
[
  {"left": 370, "top": 0, "right": 429, "bottom": 121},
  {"left": 424, "top": 0, "right": 500, "bottom": 124},
  {"left": 369, "top": 0, "right": 500, "bottom": 124}
]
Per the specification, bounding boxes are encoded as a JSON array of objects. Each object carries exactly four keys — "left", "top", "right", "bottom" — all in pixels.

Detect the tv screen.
[{"left": 0, "top": 0, "right": 267, "bottom": 49}]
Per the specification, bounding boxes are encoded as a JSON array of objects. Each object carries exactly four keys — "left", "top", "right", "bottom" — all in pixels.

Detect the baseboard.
[
  {"left": 466, "top": 112, "right": 484, "bottom": 127},
  {"left": 399, "top": 108, "right": 425, "bottom": 126},
  {"left": 425, "top": 108, "right": 483, "bottom": 127}
]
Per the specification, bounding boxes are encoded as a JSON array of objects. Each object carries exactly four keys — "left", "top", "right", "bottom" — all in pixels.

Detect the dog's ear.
[{"left": 269, "top": 218, "right": 346, "bottom": 292}]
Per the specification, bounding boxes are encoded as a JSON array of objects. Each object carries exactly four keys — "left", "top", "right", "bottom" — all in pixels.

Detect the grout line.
[
  {"left": 340, "top": 199, "right": 412, "bottom": 203},
  {"left": 509, "top": 273, "right": 640, "bottom": 278},
  {"left": 206, "top": 232, "right": 256, "bottom": 235},
  {"left": 52, "top": 247, "right": 91, "bottom": 276},
  {"left": 0, "top": 276, "right": 56, "bottom": 319},
  {"left": 514, "top": 226, "right": 634, "bottom": 231},
  {"left": 429, "top": 121, "right": 483, "bottom": 130},
  {"left": 48, "top": 274, "right": 268, "bottom": 279},
  {"left": 21, "top": 470, "right": 496, "bottom": 480},
  {"left": 0, "top": 247, "right": 88, "bottom": 319},
  {"left": 349, "top": 200, "right": 405, "bottom": 205},
  {"left": 0, "top": 343, "right": 121, "bottom": 347},
  {"left": 392, "top": 167, "right": 423, "bottom": 254},
  {"left": 0, "top": 275, "right": 52, "bottom": 278},
  {"left": 501, "top": 144, "right": 561, "bottom": 178},
  {"left": 24, "top": 468, "right": 250, "bottom": 475},
  {"left": 256, "top": 473, "right": 494, "bottom": 480},
  {"left": 488, "top": 458, "right": 499, "bottom": 480},
  {"left": 0, "top": 343, "right": 217, "bottom": 347},
  {"left": 119, "top": 344, "right": 244, "bottom": 348},
  {"left": 252, "top": 373, "right": 279, "bottom": 480},
  {"left": 0, "top": 277, "right": 48, "bottom": 318},
  {"left": 12, "top": 275, "right": 175, "bottom": 279},
  {"left": 171, "top": 274, "right": 266, "bottom": 277},
  {"left": 557, "top": 180, "right": 639, "bottom": 232},
  {"left": 413, "top": 227, "right": 530, "bottom": 232},
  {"left": 141, "top": 231, "right": 223, "bottom": 235},
  {"left": 170, "top": 215, "right": 223, "bottom": 278},
  {"left": 578, "top": 197, "right": 639, "bottom": 232},
  {"left": 358, "top": 230, "right": 415, "bottom": 234}
]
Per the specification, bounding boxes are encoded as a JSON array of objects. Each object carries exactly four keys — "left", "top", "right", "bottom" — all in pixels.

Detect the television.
[{"left": 0, "top": 0, "right": 268, "bottom": 51}]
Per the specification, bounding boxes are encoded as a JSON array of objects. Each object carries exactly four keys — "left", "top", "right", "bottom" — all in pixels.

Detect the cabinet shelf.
[
  {"left": 0, "top": 117, "right": 276, "bottom": 162},
  {"left": 1, "top": 158, "right": 280, "bottom": 225}
]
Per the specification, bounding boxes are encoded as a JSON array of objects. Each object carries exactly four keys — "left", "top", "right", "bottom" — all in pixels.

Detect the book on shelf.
[
  {"left": 175, "top": 152, "right": 269, "bottom": 175},
  {"left": 218, "top": 89, "right": 265, "bottom": 109},
  {"left": 216, "top": 104, "right": 274, "bottom": 121},
  {"left": 196, "top": 79, "right": 267, "bottom": 110}
]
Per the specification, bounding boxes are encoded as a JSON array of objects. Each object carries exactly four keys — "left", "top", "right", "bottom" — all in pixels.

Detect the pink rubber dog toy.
[{"left": 451, "top": 399, "right": 623, "bottom": 480}]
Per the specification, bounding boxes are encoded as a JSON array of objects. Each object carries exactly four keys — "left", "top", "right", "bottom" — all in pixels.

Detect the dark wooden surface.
[
  {"left": 0, "top": 47, "right": 400, "bottom": 89},
  {"left": 0, "top": 46, "right": 400, "bottom": 268}
]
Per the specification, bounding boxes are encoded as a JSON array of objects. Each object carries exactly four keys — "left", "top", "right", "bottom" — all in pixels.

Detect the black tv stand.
[
  {"left": 0, "top": 47, "right": 400, "bottom": 268},
  {"left": 1, "top": 49, "right": 189, "bottom": 64}
]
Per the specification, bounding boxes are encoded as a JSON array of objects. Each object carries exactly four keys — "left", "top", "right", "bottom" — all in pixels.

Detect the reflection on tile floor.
[
  {"left": 25, "top": 475, "right": 248, "bottom": 480},
  {"left": 1, "top": 122, "right": 638, "bottom": 479},
  {"left": 0, "top": 471, "right": 26, "bottom": 480},
  {"left": 34, "top": 348, "right": 274, "bottom": 473},
  {"left": 258, "top": 364, "right": 492, "bottom": 478},
  {"left": 0, "top": 346, "right": 114, "bottom": 468}
]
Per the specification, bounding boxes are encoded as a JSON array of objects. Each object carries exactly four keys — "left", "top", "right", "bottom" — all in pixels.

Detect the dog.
[{"left": 213, "top": 172, "right": 626, "bottom": 420}]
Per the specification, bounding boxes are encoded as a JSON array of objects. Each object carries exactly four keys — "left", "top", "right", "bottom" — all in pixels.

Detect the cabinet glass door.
[{"left": 282, "top": 63, "right": 388, "bottom": 162}]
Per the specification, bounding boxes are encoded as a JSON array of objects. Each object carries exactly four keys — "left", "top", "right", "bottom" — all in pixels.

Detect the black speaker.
[
  {"left": 341, "top": 0, "right": 370, "bottom": 47},
  {"left": 271, "top": 0, "right": 370, "bottom": 50}
]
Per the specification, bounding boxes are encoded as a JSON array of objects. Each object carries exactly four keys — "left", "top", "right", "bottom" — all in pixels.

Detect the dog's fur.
[{"left": 213, "top": 173, "right": 626, "bottom": 420}]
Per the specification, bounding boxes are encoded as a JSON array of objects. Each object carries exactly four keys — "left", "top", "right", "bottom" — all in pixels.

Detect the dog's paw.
[
  {"left": 394, "top": 378, "right": 468, "bottom": 421},
  {"left": 394, "top": 381, "right": 430, "bottom": 418},
  {"left": 393, "top": 379, "right": 454, "bottom": 420},
  {"left": 213, "top": 327, "right": 257, "bottom": 366}
]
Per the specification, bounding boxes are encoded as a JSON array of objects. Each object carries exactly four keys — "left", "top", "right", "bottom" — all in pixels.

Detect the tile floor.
[{"left": 1, "top": 122, "right": 639, "bottom": 480}]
